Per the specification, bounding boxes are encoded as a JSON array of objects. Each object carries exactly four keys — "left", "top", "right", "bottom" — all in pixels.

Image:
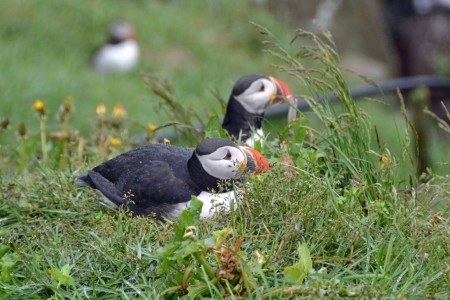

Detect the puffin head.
[
  {"left": 194, "top": 138, "right": 269, "bottom": 180},
  {"left": 108, "top": 20, "right": 137, "bottom": 44},
  {"left": 231, "top": 74, "right": 293, "bottom": 115}
]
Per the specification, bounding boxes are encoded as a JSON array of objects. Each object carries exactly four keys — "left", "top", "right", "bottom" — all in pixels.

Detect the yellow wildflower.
[
  {"left": 96, "top": 104, "right": 106, "bottom": 117},
  {"left": 109, "top": 137, "right": 121, "bottom": 147},
  {"left": 33, "top": 99, "right": 45, "bottom": 114},
  {"left": 112, "top": 103, "right": 127, "bottom": 118},
  {"left": 147, "top": 123, "right": 157, "bottom": 132}
]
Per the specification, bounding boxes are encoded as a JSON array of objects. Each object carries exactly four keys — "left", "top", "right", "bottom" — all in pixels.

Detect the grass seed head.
[
  {"left": 18, "top": 122, "right": 27, "bottom": 138},
  {"left": 1, "top": 117, "right": 10, "bottom": 131}
]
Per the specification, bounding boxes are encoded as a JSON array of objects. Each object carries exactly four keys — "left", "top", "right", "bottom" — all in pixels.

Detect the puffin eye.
[
  {"left": 259, "top": 84, "right": 265, "bottom": 92},
  {"left": 223, "top": 150, "right": 232, "bottom": 160}
]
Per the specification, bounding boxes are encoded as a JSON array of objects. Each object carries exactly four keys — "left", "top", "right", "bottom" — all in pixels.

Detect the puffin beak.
[
  {"left": 129, "top": 32, "right": 138, "bottom": 41},
  {"left": 239, "top": 146, "right": 270, "bottom": 175},
  {"left": 269, "top": 76, "right": 293, "bottom": 104}
]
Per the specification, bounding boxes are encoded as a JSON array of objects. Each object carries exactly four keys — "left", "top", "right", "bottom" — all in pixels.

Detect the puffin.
[
  {"left": 222, "top": 74, "right": 294, "bottom": 147},
  {"left": 75, "top": 138, "right": 269, "bottom": 219},
  {"left": 91, "top": 20, "right": 140, "bottom": 74}
]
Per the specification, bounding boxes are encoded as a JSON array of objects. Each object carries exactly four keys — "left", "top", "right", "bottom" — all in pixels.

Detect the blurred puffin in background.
[
  {"left": 92, "top": 20, "right": 140, "bottom": 74},
  {"left": 222, "top": 74, "right": 295, "bottom": 147},
  {"left": 75, "top": 138, "right": 269, "bottom": 220}
]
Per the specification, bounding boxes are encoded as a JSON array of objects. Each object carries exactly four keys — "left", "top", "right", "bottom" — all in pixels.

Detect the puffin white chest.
[
  {"left": 96, "top": 189, "right": 238, "bottom": 219},
  {"left": 195, "top": 190, "right": 238, "bottom": 218},
  {"left": 244, "top": 128, "right": 264, "bottom": 148},
  {"left": 94, "top": 40, "right": 139, "bottom": 73}
]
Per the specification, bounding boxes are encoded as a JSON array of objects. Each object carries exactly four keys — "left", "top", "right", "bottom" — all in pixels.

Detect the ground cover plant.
[{"left": 1, "top": 20, "right": 449, "bottom": 298}]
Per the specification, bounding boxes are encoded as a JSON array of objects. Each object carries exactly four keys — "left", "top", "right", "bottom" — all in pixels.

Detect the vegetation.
[{"left": 1, "top": 1, "right": 449, "bottom": 299}]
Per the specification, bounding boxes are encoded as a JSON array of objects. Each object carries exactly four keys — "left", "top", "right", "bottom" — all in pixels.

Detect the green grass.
[{"left": 1, "top": 1, "right": 449, "bottom": 299}]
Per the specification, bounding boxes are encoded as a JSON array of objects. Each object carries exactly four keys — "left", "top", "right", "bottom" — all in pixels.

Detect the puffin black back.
[{"left": 91, "top": 144, "right": 192, "bottom": 184}]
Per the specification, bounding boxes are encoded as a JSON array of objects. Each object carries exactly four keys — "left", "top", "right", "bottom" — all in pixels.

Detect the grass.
[{"left": 1, "top": 1, "right": 450, "bottom": 299}]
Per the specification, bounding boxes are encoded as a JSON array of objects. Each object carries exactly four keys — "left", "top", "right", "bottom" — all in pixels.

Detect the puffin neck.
[
  {"left": 108, "top": 36, "right": 125, "bottom": 45},
  {"left": 187, "top": 153, "right": 222, "bottom": 191},
  {"left": 223, "top": 97, "right": 265, "bottom": 139}
]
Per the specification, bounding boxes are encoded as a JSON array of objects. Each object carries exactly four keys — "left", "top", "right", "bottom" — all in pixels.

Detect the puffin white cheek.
[
  {"left": 198, "top": 159, "right": 234, "bottom": 179},
  {"left": 197, "top": 148, "right": 247, "bottom": 180},
  {"left": 236, "top": 88, "right": 275, "bottom": 114}
]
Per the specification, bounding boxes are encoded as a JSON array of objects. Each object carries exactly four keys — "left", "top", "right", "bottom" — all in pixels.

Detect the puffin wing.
[
  {"left": 118, "top": 161, "right": 198, "bottom": 219},
  {"left": 83, "top": 170, "right": 126, "bottom": 207},
  {"left": 89, "top": 144, "right": 192, "bottom": 184}
]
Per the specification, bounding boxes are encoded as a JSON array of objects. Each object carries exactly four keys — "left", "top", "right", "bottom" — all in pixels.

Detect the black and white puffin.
[
  {"left": 75, "top": 138, "right": 269, "bottom": 219},
  {"left": 92, "top": 20, "right": 140, "bottom": 74},
  {"left": 222, "top": 74, "right": 294, "bottom": 147}
]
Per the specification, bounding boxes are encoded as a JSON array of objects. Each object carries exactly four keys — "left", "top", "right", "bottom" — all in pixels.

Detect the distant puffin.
[
  {"left": 222, "top": 74, "right": 293, "bottom": 147},
  {"left": 92, "top": 20, "right": 140, "bottom": 74},
  {"left": 75, "top": 138, "right": 269, "bottom": 219}
]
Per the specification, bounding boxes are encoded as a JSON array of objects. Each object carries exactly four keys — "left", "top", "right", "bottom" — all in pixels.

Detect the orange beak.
[
  {"left": 129, "top": 32, "right": 138, "bottom": 41},
  {"left": 240, "top": 146, "right": 270, "bottom": 175},
  {"left": 269, "top": 76, "right": 293, "bottom": 104}
]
